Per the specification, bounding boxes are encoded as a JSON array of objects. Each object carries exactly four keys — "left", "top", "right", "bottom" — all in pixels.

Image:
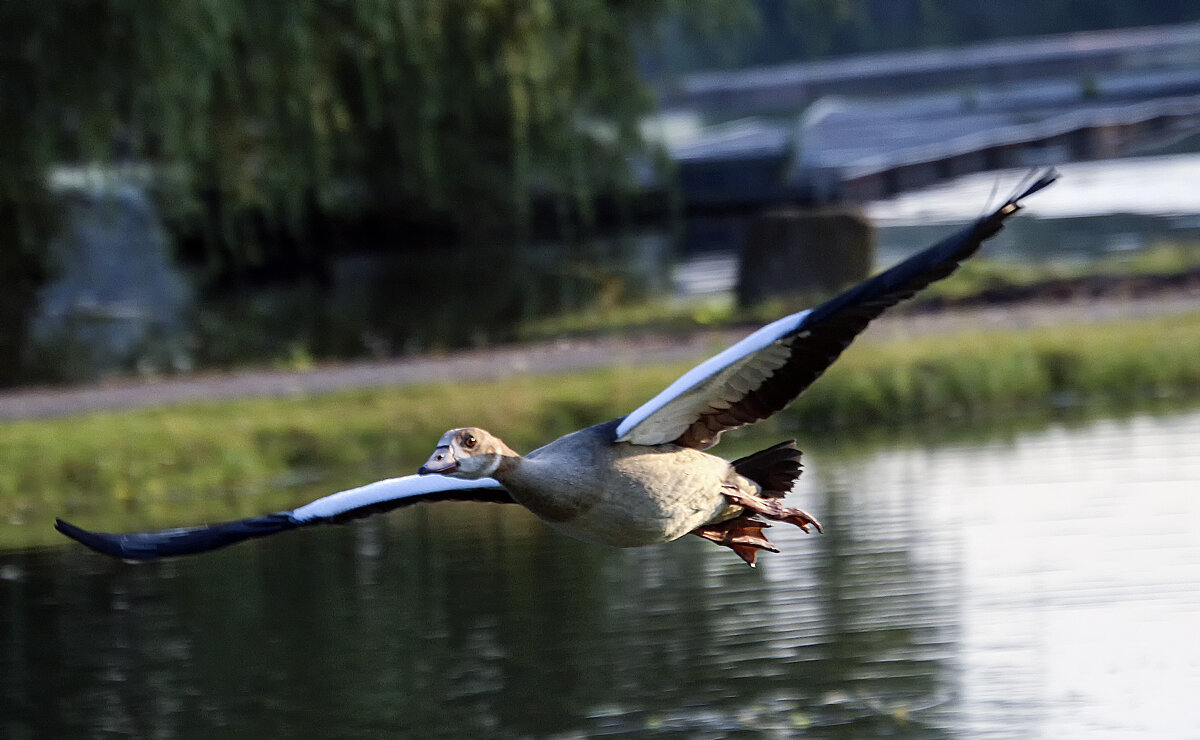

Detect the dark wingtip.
[
  {"left": 55, "top": 517, "right": 143, "bottom": 560},
  {"left": 54, "top": 513, "right": 300, "bottom": 560},
  {"left": 1019, "top": 167, "right": 1059, "bottom": 200},
  {"left": 1002, "top": 168, "right": 1059, "bottom": 214}
]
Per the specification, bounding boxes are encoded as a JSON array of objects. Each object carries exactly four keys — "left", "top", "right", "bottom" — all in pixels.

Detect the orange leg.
[{"left": 721, "top": 488, "right": 823, "bottom": 534}]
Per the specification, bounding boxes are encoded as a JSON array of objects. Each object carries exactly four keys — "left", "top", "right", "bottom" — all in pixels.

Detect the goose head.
[{"left": 419, "top": 427, "right": 514, "bottom": 479}]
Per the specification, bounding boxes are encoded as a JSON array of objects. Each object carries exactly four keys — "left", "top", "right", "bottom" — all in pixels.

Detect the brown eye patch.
[{"left": 462, "top": 433, "right": 477, "bottom": 449}]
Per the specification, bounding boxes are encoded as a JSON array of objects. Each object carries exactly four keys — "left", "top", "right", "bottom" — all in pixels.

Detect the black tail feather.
[{"left": 732, "top": 441, "right": 803, "bottom": 498}]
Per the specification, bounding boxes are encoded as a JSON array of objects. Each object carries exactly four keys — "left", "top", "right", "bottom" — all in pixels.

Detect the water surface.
[{"left": 3, "top": 409, "right": 1199, "bottom": 738}]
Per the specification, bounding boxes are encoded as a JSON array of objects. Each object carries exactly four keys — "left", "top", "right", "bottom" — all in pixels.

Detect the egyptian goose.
[{"left": 56, "top": 172, "right": 1055, "bottom": 565}]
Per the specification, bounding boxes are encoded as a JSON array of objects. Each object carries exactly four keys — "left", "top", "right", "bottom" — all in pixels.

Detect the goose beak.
[{"left": 419, "top": 446, "right": 458, "bottom": 475}]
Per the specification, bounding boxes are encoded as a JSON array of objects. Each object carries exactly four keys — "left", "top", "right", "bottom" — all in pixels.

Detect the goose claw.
[{"left": 722, "top": 491, "right": 823, "bottom": 534}]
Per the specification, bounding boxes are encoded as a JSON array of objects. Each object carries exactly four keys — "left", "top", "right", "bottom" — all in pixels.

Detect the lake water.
[{"left": 3, "top": 407, "right": 1199, "bottom": 738}]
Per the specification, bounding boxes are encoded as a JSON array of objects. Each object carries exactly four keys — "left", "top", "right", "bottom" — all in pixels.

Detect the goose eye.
[{"left": 462, "top": 433, "right": 477, "bottom": 449}]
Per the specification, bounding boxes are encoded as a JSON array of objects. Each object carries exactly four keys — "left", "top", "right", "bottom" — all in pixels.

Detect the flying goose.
[{"left": 56, "top": 171, "right": 1056, "bottom": 565}]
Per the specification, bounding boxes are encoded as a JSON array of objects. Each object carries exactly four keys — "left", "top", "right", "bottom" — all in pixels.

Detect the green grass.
[
  {"left": 919, "top": 240, "right": 1200, "bottom": 302},
  {"left": 4, "top": 310, "right": 1200, "bottom": 550},
  {"left": 782, "top": 312, "right": 1200, "bottom": 429}
]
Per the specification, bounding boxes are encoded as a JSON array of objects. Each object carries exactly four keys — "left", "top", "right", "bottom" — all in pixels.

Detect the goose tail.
[{"left": 731, "top": 440, "right": 803, "bottom": 499}]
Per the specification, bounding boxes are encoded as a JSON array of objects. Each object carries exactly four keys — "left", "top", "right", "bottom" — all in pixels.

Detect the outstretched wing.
[
  {"left": 616, "top": 170, "right": 1057, "bottom": 449},
  {"left": 55, "top": 474, "right": 514, "bottom": 560}
]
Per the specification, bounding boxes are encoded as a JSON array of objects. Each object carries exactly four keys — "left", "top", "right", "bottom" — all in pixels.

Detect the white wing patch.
[
  {"left": 615, "top": 309, "right": 811, "bottom": 446},
  {"left": 291, "top": 474, "right": 503, "bottom": 522}
]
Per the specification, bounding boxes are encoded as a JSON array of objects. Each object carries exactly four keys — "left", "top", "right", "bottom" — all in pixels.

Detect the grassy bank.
[{"left": 4, "top": 310, "right": 1199, "bottom": 549}]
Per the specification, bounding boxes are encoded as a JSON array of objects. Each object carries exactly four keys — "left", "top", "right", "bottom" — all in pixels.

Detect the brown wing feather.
[{"left": 671, "top": 171, "right": 1056, "bottom": 449}]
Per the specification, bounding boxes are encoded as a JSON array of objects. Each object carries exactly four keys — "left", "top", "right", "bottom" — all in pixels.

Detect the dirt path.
[{"left": 1, "top": 292, "right": 1196, "bottom": 421}]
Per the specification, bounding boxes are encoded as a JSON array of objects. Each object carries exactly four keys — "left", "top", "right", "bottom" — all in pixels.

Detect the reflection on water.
[{"left": 3, "top": 409, "right": 1199, "bottom": 738}]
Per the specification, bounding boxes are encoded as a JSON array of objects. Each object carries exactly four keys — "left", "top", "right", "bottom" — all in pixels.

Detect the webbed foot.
[{"left": 691, "top": 515, "right": 779, "bottom": 567}]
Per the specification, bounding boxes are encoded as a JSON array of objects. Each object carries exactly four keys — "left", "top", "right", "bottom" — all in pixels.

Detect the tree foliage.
[
  {"left": 0, "top": 0, "right": 682, "bottom": 383},
  {"left": 4, "top": 1, "right": 665, "bottom": 255}
]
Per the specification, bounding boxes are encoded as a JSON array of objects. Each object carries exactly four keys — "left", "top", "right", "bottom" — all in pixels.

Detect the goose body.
[
  {"left": 446, "top": 420, "right": 756, "bottom": 547},
  {"left": 56, "top": 171, "right": 1056, "bottom": 565}
]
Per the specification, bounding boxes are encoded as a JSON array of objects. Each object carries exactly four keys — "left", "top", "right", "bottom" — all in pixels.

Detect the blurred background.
[
  {"left": 3, "top": 2, "right": 1200, "bottom": 737},
  {"left": 2, "top": 0, "right": 1199, "bottom": 383}
]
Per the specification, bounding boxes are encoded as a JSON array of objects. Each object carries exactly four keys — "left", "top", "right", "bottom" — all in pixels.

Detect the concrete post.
[{"left": 736, "top": 207, "right": 874, "bottom": 308}]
